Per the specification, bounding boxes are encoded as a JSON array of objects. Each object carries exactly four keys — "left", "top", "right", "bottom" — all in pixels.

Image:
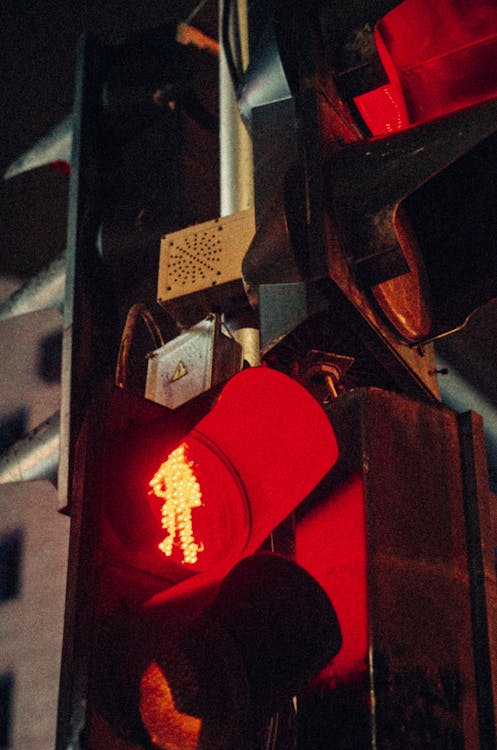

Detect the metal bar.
[
  {"left": 458, "top": 410, "right": 497, "bottom": 749},
  {"left": 0, "top": 253, "right": 66, "bottom": 321},
  {"left": 0, "top": 412, "right": 59, "bottom": 485},
  {"left": 3, "top": 114, "right": 72, "bottom": 180},
  {"left": 59, "top": 35, "right": 112, "bottom": 512}
]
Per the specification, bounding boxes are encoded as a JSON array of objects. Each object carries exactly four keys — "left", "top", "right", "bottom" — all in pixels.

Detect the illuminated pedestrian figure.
[{"left": 149, "top": 443, "right": 203, "bottom": 565}]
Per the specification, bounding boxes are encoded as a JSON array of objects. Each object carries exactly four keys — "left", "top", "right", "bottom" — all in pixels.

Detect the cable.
[
  {"left": 184, "top": 0, "right": 210, "bottom": 24},
  {"left": 115, "top": 303, "right": 165, "bottom": 389},
  {"left": 264, "top": 713, "right": 279, "bottom": 750},
  {"left": 176, "top": 22, "right": 219, "bottom": 56},
  {"left": 222, "top": 0, "right": 243, "bottom": 92}
]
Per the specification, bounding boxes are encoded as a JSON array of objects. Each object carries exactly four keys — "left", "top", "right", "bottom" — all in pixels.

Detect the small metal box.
[{"left": 146, "top": 315, "right": 243, "bottom": 409}]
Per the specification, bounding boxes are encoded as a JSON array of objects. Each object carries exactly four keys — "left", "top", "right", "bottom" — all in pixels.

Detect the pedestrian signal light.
[
  {"left": 69, "top": 369, "right": 341, "bottom": 750},
  {"left": 140, "top": 366, "right": 338, "bottom": 575},
  {"left": 150, "top": 443, "right": 204, "bottom": 565}
]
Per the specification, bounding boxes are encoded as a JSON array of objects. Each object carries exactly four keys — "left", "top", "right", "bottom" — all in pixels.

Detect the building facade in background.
[{"left": 0, "top": 280, "right": 68, "bottom": 749}]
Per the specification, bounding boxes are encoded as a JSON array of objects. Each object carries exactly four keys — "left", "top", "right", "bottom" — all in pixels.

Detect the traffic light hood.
[
  {"left": 188, "top": 366, "right": 338, "bottom": 555},
  {"left": 148, "top": 366, "right": 338, "bottom": 574},
  {"left": 139, "top": 553, "right": 342, "bottom": 750}
]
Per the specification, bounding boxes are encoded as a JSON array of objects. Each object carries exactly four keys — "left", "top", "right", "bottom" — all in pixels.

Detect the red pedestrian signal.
[
  {"left": 57, "top": 367, "right": 340, "bottom": 750},
  {"left": 133, "top": 366, "right": 338, "bottom": 575}
]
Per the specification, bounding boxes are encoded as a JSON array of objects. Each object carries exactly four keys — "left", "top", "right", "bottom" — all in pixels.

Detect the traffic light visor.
[{"left": 148, "top": 367, "right": 338, "bottom": 571}]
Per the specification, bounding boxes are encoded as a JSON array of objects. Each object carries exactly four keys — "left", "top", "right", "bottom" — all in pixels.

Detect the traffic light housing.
[
  {"left": 56, "top": 367, "right": 341, "bottom": 749},
  {"left": 294, "top": 388, "right": 497, "bottom": 749},
  {"left": 242, "top": 0, "right": 497, "bottom": 402},
  {"left": 100, "top": 553, "right": 342, "bottom": 750},
  {"left": 99, "top": 366, "right": 337, "bottom": 577}
]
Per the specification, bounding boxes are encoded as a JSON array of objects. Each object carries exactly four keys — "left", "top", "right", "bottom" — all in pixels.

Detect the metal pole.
[
  {"left": 219, "top": 0, "right": 254, "bottom": 216},
  {"left": 219, "top": 0, "right": 259, "bottom": 364}
]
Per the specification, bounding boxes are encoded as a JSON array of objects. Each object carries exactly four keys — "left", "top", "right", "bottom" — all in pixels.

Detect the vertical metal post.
[
  {"left": 219, "top": 0, "right": 259, "bottom": 365},
  {"left": 219, "top": 0, "right": 254, "bottom": 216}
]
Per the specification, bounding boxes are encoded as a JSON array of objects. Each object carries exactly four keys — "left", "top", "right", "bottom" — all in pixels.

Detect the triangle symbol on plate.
[{"left": 170, "top": 360, "right": 188, "bottom": 382}]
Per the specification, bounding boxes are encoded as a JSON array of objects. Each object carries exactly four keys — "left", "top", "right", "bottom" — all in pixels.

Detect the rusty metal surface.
[
  {"left": 296, "top": 387, "right": 492, "bottom": 749},
  {"left": 362, "top": 390, "right": 480, "bottom": 749},
  {"left": 458, "top": 410, "right": 497, "bottom": 747}
]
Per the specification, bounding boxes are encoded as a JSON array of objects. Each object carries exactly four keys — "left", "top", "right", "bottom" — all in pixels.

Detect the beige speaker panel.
[{"left": 157, "top": 208, "right": 255, "bottom": 305}]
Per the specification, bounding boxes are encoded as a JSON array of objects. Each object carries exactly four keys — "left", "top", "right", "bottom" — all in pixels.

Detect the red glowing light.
[
  {"left": 150, "top": 443, "right": 204, "bottom": 565},
  {"left": 140, "top": 661, "right": 202, "bottom": 750},
  {"left": 355, "top": 0, "right": 497, "bottom": 135},
  {"left": 146, "top": 367, "right": 338, "bottom": 583},
  {"left": 354, "top": 31, "right": 409, "bottom": 135}
]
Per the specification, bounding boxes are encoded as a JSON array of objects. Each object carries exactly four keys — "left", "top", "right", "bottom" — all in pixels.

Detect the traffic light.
[
  {"left": 56, "top": 366, "right": 342, "bottom": 749},
  {"left": 97, "top": 553, "right": 342, "bottom": 750},
  {"left": 241, "top": 0, "right": 497, "bottom": 402},
  {"left": 53, "top": 5, "right": 497, "bottom": 750}
]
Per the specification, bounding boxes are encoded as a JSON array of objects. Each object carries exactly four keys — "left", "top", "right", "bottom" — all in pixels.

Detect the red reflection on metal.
[
  {"left": 51, "top": 160, "right": 71, "bottom": 175},
  {"left": 355, "top": 0, "right": 497, "bottom": 135},
  {"left": 296, "top": 473, "right": 368, "bottom": 685},
  {"left": 354, "top": 32, "right": 409, "bottom": 135}
]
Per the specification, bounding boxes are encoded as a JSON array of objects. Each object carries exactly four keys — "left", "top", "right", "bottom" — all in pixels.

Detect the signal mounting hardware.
[{"left": 146, "top": 314, "right": 243, "bottom": 409}]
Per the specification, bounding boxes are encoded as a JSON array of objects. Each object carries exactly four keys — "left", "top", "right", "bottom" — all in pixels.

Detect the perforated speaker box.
[{"left": 157, "top": 209, "right": 255, "bottom": 327}]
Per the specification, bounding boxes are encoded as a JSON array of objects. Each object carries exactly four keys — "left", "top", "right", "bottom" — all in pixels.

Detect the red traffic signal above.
[{"left": 354, "top": 0, "right": 497, "bottom": 136}]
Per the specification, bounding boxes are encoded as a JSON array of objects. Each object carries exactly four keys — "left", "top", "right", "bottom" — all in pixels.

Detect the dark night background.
[{"left": 0, "top": 0, "right": 219, "bottom": 275}]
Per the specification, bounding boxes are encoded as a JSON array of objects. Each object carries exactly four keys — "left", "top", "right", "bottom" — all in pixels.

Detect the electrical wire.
[
  {"left": 264, "top": 713, "right": 279, "bottom": 750},
  {"left": 222, "top": 0, "right": 243, "bottom": 91},
  {"left": 115, "top": 303, "right": 165, "bottom": 389},
  {"left": 185, "top": 0, "right": 211, "bottom": 24}
]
